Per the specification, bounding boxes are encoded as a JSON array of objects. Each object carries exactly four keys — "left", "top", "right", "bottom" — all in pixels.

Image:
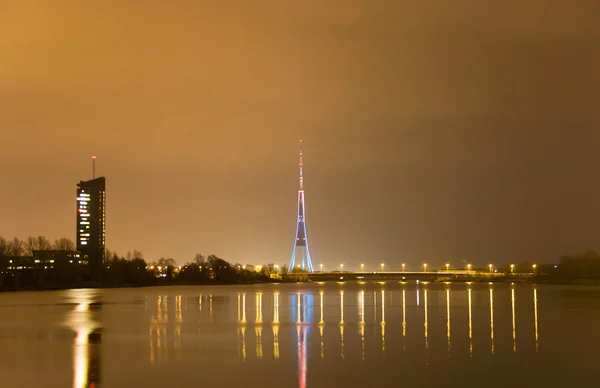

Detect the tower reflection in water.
[
  {"left": 291, "top": 293, "right": 313, "bottom": 388},
  {"left": 64, "top": 289, "right": 103, "bottom": 388}
]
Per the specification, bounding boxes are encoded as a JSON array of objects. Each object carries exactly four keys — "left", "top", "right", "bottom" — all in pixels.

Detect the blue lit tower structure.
[{"left": 288, "top": 140, "right": 315, "bottom": 272}]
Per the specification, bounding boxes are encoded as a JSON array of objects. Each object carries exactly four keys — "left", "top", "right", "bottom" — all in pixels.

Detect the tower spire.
[
  {"left": 299, "top": 139, "right": 303, "bottom": 190},
  {"left": 92, "top": 156, "right": 96, "bottom": 179}
]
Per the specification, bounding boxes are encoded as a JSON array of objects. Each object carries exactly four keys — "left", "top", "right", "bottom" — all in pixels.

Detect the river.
[{"left": 0, "top": 282, "right": 598, "bottom": 387}]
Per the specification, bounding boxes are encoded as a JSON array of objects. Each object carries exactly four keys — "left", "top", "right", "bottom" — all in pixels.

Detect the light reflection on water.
[
  {"left": 219, "top": 283, "right": 543, "bottom": 387},
  {"left": 63, "top": 289, "right": 103, "bottom": 388},
  {"left": 4, "top": 282, "right": 598, "bottom": 387}
]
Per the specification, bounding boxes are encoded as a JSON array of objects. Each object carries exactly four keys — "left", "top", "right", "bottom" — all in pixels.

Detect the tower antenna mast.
[
  {"left": 288, "top": 139, "right": 314, "bottom": 273},
  {"left": 299, "top": 139, "right": 303, "bottom": 190},
  {"left": 92, "top": 156, "right": 96, "bottom": 179}
]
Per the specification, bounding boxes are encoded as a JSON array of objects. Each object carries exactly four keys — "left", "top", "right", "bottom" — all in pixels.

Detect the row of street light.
[{"left": 318, "top": 263, "right": 539, "bottom": 273}]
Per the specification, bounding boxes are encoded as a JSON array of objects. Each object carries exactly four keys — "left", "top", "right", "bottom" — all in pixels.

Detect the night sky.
[{"left": 1, "top": 1, "right": 599, "bottom": 270}]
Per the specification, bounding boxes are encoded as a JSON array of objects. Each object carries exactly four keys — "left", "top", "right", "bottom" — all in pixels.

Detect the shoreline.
[{"left": 3, "top": 276, "right": 600, "bottom": 293}]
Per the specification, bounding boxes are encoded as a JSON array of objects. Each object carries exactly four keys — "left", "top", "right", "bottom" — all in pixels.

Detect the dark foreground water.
[{"left": 0, "top": 282, "right": 599, "bottom": 387}]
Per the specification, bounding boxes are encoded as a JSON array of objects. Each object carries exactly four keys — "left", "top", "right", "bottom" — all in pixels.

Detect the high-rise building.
[{"left": 76, "top": 177, "right": 106, "bottom": 279}]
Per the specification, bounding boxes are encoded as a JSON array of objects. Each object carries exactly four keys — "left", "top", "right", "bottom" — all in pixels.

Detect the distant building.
[
  {"left": 33, "top": 250, "right": 85, "bottom": 268},
  {"left": 0, "top": 251, "right": 86, "bottom": 272},
  {"left": 77, "top": 177, "right": 106, "bottom": 280},
  {"left": 1, "top": 251, "right": 88, "bottom": 289},
  {"left": 0, "top": 256, "right": 33, "bottom": 271}
]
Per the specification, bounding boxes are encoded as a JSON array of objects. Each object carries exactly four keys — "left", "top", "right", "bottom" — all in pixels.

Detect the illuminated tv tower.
[{"left": 288, "top": 140, "right": 315, "bottom": 272}]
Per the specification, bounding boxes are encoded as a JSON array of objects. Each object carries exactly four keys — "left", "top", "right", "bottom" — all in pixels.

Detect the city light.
[
  {"left": 510, "top": 264, "right": 515, "bottom": 273},
  {"left": 320, "top": 264, "right": 323, "bottom": 272},
  {"left": 489, "top": 264, "right": 493, "bottom": 273},
  {"left": 402, "top": 263, "right": 405, "bottom": 272},
  {"left": 445, "top": 263, "right": 450, "bottom": 271},
  {"left": 423, "top": 263, "right": 427, "bottom": 272},
  {"left": 381, "top": 263, "right": 384, "bottom": 272},
  {"left": 467, "top": 263, "right": 472, "bottom": 271},
  {"left": 360, "top": 263, "right": 364, "bottom": 272},
  {"left": 340, "top": 263, "right": 344, "bottom": 272},
  {"left": 532, "top": 264, "right": 537, "bottom": 273}
]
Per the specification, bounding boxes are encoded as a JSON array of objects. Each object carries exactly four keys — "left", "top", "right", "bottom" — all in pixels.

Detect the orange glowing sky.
[{"left": 1, "top": 1, "right": 599, "bottom": 268}]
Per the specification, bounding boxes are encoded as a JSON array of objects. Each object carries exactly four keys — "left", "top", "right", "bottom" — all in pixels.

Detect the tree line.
[
  {"left": 0, "top": 236, "right": 76, "bottom": 256},
  {"left": 542, "top": 251, "right": 600, "bottom": 284},
  {"left": 0, "top": 235, "right": 275, "bottom": 291}
]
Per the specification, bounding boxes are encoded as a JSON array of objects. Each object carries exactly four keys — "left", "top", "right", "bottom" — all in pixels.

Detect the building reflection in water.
[{"left": 64, "top": 289, "right": 103, "bottom": 388}]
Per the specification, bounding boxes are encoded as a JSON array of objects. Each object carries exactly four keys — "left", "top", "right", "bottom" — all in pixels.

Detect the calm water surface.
[{"left": 0, "top": 282, "right": 599, "bottom": 387}]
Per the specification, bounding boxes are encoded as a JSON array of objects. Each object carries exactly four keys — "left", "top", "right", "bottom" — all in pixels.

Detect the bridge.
[{"left": 301, "top": 271, "right": 535, "bottom": 283}]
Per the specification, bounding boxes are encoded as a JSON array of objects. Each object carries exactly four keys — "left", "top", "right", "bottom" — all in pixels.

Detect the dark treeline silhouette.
[
  {"left": 0, "top": 236, "right": 75, "bottom": 256},
  {"left": 0, "top": 236, "right": 275, "bottom": 291},
  {"left": 543, "top": 251, "right": 600, "bottom": 284}
]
